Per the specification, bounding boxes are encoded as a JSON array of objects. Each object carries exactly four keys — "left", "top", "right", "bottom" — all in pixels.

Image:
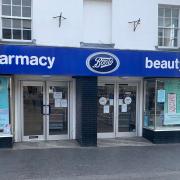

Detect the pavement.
[{"left": 1, "top": 138, "right": 180, "bottom": 180}]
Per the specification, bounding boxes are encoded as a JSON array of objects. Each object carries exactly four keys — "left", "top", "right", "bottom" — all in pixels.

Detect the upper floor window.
[
  {"left": 158, "top": 6, "right": 180, "bottom": 48},
  {"left": 1, "top": 0, "right": 31, "bottom": 41}
]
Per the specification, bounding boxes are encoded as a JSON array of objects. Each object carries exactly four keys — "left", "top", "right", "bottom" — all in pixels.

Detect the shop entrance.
[
  {"left": 97, "top": 82, "right": 137, "bottom": 138},
  {"left": 21, "top": 81, "right": 69, "bottom": 141}
]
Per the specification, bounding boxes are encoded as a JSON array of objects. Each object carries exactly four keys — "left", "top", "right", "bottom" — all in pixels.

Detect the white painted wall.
[
  {"left": 83, "top": 0, "right": 112, "bottom": 44},
  {"left": 33, "top": 0, "right": 83, "bottom": 47},
  {"left": 31, "top": 0, "right": 180, "bottom": 50}
]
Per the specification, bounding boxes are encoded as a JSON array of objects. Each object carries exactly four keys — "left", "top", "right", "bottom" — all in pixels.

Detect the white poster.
[
  {"left": 157, "top": 89, "right": 166, "bottom": 103},
  {"left": 118, "top": 99, "right": 123, "bottom": 105},
  {"left": 61, "top": 99, "right": 68, "bottom": 107},
  {"left": 53, "top": 92, "right": 62, "bottom": 99},
  {"left": 121, "top": 104, "right": 127, "bottom": 112},
  {"left": 103, "top": 105, "right": 110, "bottom": 113},
  {"left": 109, "top": 99, "right": 114, "bottom": 106},
  {"left": 124, "top": 97, "right": 132, "bottom": 105},
  {"left": 99, "top": 97, "right": 107, "bottom": 105},
  {"left": 55, "top": 98, "right": 61, "bottom": 107},
  {"left": 168, "top": 93, "right": 176, "bottom": 113}
]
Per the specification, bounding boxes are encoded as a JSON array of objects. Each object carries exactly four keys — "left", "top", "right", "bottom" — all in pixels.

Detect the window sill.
[
  {"left": 155, "top": 45, "right": 180, "bottom": 51},
  {"left": 0, "top": 39, "right": 36, "bottom": 45},
  {"left": 0, "top": 133, "right": 13, "bottom": 138}
]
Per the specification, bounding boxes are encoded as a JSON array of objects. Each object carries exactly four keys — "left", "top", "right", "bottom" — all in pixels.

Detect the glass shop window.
[
  {"left": 144, "top": 79, "right": 180, "bottom": 130},
  {"left": 144, "top": 80, "right": 156, "bottom": 129},
  {"left": 0, "top": 77, "right": 11, "bottom": 136}
]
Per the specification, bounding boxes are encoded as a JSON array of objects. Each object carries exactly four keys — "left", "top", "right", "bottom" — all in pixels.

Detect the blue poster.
[{"left": 0, "top": 78, "right": 10, "bottom": 133}]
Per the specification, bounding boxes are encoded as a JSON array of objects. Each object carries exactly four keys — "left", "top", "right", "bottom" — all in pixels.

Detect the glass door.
[
  {"left": 97, "top": 83, "right": 115, "bottom": 138},
  {"left": 46, "top": 82, "right": 69, "bottom": 140},
  {"left": 116, "top": 84, "right": 137, "bottom": 137},
  {"left": 22, "top": 81, "right": 45, "bottom": 141}
]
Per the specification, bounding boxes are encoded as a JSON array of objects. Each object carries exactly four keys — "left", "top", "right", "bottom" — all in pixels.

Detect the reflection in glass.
[
  {"left": 49, "top": 85, "right": 68, "bottom": 135},
  {"left": 97, "top": 84, "right": 114, "bottom": 133},
  {"left": 144, "top": 80, "right": 156, "bottom": 129},
  {"left": 118, "top": 85, "right": 136, "bottom": 132},
  {"left": 23, "top": 86, "right": 43, "bottom": 136}
]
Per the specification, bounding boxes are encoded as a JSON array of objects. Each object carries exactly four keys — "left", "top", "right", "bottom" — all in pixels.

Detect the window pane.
[
  {"left": 22, "top": 7, "right": 31, "bottom": 17},
  {"left": 174, "top": 29, "right": 178, "bottom": 38},
  {"left": 13, "top": 29, "right": 21, "bottom": 39},
  {"left": 165, "top": 18, "right": 171, "bottom": 27},
  {"left": 22, "top": 0, "right": 31, "bottom": 6},
  {"left": 172, "top": 18, "right": 179, "bottom": 28},
  {"left": 23, "top": 30, "right": 31, "bottom": 40},
  {"left": 12, "top": 6, "right": 21, "bottom": 16},
  {"left": 2, "top": 18, "right": 11, "bottom": 28},
  {"left": 2, "top": 5, "right": 11, "bottom": 16},
  {"left": 2, "top": 0, "right": 11, "bottom": 5},
  {"left": 164, "top": 29, "right": 171, "bottom": 38},
  {"left": 158, "top": 8, "right": 164, "bottom": 17},
  {"left": 158, "top": 37, "right": 163, "bottom": 46},
  {"left": 144, "top": 80, "right": 156, "bottom": 129},
  {"left": 12, "top": 0, "right": 21, "bottom": 5},
  {"left": 158, "top": 17, "right": 164, "bottom": 27},
  {"left": 165, "top": 8, "right": 171, "bottom": 17},
  {"left": 158, "top": 28, "right": 163, "bottom": 37},
  {"left": 156, "top": 79, "right": 180, "bottom": 130},
  {"left": 174, "top": 38, "right": 178, "bottom": 47},
  {"left": 164, "top": 38, "right": 171, "bottom": 46},
  {"left": 172, "top": 9, "right": 179, "bottom": 18},
  {"left": 13, "top": 19, "right": 21, "bottom": 29},
  {"left": 3, "top": 29, "right": 12, "bottom": 39},
  {"left": 23, "top": 20, "right": 31, "bottom": 29}
]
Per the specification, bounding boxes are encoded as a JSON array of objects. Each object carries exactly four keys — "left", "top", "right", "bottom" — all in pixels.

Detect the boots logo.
[{"left": 86, "top": 52, "right": 120, "bottom": 74}]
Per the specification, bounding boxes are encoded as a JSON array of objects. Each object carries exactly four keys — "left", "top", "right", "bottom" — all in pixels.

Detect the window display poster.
[
  {"left": 53, "top": 92, "right": 62, "bottom": 99},
  {"left": 164, "top": 113, "right": 180, "bottom": 125},
  {"left": 54, "top": 98, "right": 61, "bottom": 107},
  {"left": 167, "top": 93, "right": 176, "bottom": 113},
  {"left": 103, "top": 105, "right": 110, "bottom": 113},
  {"left": 121, "top": 104, "right": 127, "bottom": 112},
  {"left": 0, "top": 78, "right": 10, "bottom": 133},
  {"left": 157, "top": 89, "right": 165, "bottom": 103}
]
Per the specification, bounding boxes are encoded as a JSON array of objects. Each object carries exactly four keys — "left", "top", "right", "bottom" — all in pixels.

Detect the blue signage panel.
[{"left": 0, "top": 45, "right": 180, "bottom": 77}]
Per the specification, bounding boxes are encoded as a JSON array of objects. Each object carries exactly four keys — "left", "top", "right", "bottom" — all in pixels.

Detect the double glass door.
[
  {"left": 97, "top": 82, "right": 137, "bottom": 138},
  {"left": 22, "top": 81, "right": 69, "bottom": 141}
]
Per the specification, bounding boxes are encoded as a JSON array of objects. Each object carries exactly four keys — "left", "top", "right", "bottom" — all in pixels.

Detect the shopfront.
[
  {"left": 1, "top": 45, "right": 180, "bottom": 147},
  {"left": 97, "top": 77, "right": 143, "bottom": 138}
]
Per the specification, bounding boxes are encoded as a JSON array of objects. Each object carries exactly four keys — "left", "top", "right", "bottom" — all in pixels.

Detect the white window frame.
[
  {"left": 158, "top": 5, "right": 180, "bottom": 49},
  {"left": 0, "top": 0, "right": 32, "bottom": 42}
]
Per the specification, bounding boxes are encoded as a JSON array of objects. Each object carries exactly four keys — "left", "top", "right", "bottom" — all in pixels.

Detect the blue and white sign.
[
  {"left": 86, "top": 52, "right": 120, "bottom": 74},
  {"left": 0, "top": 45, "right": 180, "bottom": 77}
]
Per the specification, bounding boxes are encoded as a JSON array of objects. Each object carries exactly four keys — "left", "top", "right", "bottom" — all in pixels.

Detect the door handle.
[
  {"left": 46, "top": 105, "right": 51, "bottom": 115},
  {"left": 41, "top": 105, "right": 46, "bottom": 115}
]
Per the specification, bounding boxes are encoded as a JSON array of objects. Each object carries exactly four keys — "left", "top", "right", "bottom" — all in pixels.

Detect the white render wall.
[{"left": 32, "top": 0, "right": 180, "bottom": 50}]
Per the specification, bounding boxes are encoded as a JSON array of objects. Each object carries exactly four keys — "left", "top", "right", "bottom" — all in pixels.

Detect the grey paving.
[
  {"left": 13, "top": 137, "right": 153, "bottom": 150},
  {"left": 1, "top": 142, "right": 180, "bottom": 180}
]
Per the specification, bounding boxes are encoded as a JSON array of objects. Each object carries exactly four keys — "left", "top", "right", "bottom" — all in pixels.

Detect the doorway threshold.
[
  {"left": 97, "top": 137, "right": 154, "bottom": 147},
  {"left": 13, "top": 140, "right": 80, "bottom": 150}
]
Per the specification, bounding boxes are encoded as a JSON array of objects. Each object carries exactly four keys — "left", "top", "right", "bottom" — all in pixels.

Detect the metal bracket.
[
  {"left": 128, "top": 18, "right": 141, "bottom": 32},
  {"left": 53, "top": 12, "right": 67, "bottom": 28}
]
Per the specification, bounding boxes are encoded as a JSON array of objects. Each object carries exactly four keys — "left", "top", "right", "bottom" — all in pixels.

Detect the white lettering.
[
  {"left": 145, "top": 57, "right": 180, "bottom": 70},
  {"left": 0, "top": 54, "right": 55, "bottom": 69},
  {"left": 47, "top": 57, "right": 55, "bottom": 69},
  {"left": 39, "top": 56, "right": 47, "bottom": 66},
  {"left": 0, "top": 55, "right": 8, "bottom": 64},
  {"left": 93, "top": 57, "right": 113, "bottom": 68},
  {"left": 145, "top": 57, "right": 153, "bottom": 68}
]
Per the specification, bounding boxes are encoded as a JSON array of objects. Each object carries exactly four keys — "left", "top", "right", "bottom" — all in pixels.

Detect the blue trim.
[{"left": 0, "top": 45, "right": 180, "bottom": 77}]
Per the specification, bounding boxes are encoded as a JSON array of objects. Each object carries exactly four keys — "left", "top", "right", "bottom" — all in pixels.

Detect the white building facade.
[{"left": 0, "top": 0, "right": 180, "bottom": 147}]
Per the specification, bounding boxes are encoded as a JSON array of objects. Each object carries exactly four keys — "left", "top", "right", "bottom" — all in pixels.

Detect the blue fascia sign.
[{"left": 0, "top": 45, "right": 180, "bottom": 77}]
